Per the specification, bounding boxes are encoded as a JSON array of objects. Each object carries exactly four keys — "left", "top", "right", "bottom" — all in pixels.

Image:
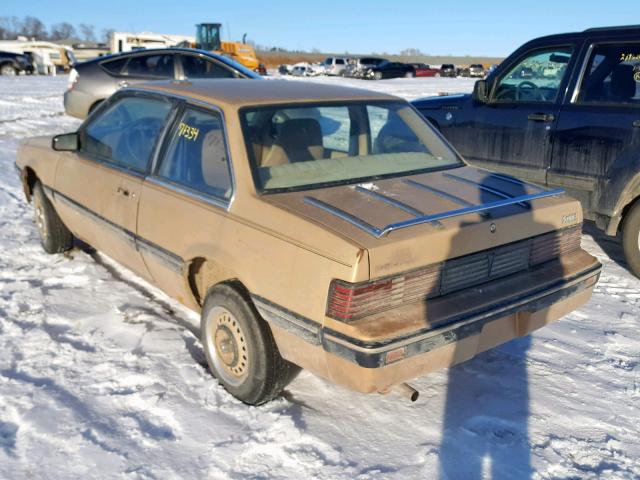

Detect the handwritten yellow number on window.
[{"left": 177, "top": 122, "right": 200, "bottom": 141}]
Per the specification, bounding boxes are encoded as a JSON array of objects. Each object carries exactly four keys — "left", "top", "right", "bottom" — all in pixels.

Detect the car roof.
[
  {"left": 524, "top": 24, "right": 640, "bottom": 44},
  {"left": 81, "top": 47, "right": 231, "bottom": 66},
  {"left": 134, "top": 78, "right": 400, "bottom": 108}
]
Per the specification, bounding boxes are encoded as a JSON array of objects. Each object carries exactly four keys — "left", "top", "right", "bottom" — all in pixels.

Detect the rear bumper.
[
  {"left": 257, "top": 253, "right": 601, "bottom": 393},
  {"left": 63, "top": 90, "right": 92, "bottom": 119},
  {"left": 320, "top": 261, "right": 600, "bottom": 369}
]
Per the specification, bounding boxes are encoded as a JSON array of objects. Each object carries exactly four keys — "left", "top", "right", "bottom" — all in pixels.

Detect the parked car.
[
  {"left": 278, "top": 64, "right": 292, "bottom": 75},
  {"left": 290, "top": 63, "right": 322, "bottom": 77},
  {"left": 409, "top": 63, "right": 441, "bottom": 77},
  {"left": 0, "top": 50, "right": 34, "bottom": 75},
  {"left": 16, "top": 79, "right": 600, "bottom": 405},
  {"left": 365, "top": 60, "right": 415, "bottom": 79},
  {"left": 469, "top": 64, "right": 485, "bottom": 78},
  {"left": 439, "top": 64, "right": 457, "bottom": 77},
  {"left": 321, "top": 56, "right": 349, "bottom": 76},
  {"left": 413, "top": 25, "right": 640, "bottom": 277},
  {"left": 63, "top": 48, "right": 260, "bottom": 119},
  {"left": 344, "top": 57, "right": 387, "bottom": 78}
]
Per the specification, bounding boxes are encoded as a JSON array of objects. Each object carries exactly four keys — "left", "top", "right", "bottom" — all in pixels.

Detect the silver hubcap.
[
  {"left": 34, "top": 200, "right": 47, "bottom": 240},
  {"left": 204, "top": 306, "right": 249, "bottom": 386}
]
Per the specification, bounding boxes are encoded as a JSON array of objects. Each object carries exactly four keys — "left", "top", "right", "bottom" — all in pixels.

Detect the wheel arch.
[
  {"left": 185, "top": 256, "right": 251, "bottom": 308},
  {"left": 21, "top": 166, "right": 39, "bottom": 202}
]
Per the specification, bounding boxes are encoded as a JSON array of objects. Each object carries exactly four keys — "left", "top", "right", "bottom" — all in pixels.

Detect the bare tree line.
[{"left": 0, "top": 16, "right": 114, "bottom": 43}]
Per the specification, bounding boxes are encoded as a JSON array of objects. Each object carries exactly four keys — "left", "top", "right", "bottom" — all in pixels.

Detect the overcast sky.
[{"left": 4, "top": 0, "right": 636, "bottom": 56}]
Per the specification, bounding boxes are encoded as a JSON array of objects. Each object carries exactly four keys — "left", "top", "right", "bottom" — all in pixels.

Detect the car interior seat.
[
  {"left": 609, "top": 64, "right": 637, "bottom": 102},
  {"left": 260, "top": 118, "right": 325, "bottom": 167}
]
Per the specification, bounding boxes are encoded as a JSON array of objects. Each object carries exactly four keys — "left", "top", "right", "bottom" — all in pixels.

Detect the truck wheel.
[
  {"left": 0, "top": 63, "right": 17, "bottom": 76},
  {"left": 32, "top": 181, "right": 73, "bottom": 254},
  {"left": 405, "top": 71, "right": 415, "bottom": 78},
  {"left": 201, "top": 284, "right": 300, "bottom": 405},
  {"left": 622, "top": 201, "right": 640, "bottom": 278},
  {"left": 374, "top": 71, "right": 383, "bottom": 80}
]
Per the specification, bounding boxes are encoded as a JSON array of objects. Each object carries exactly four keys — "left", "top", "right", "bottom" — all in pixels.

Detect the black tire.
[
  {"left": 622, "top": 200, "right": 640, "bottom": 278},
  {"left": 32, "top": 181, "right": 73, "bottom": 254},
  {"left": 0, "top": 63, "right": 17, "bottom": 76},
  {"left": 201, "top": 284, "right": 300, "bottom": 405}
]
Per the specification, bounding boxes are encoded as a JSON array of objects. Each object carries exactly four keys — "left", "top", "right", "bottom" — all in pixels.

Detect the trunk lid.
[{"left": 265, "top": 166, "right": 582, "bottom": 278}]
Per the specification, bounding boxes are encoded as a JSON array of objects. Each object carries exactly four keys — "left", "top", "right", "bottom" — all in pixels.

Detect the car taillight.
[
  {"left": 67, "top": 68, "right": 79, "bottom": 91},
  {"left": 327, "top": 225, "right": 582, "bottom": 323},
  {"left": 326, "top": 265, "right": 441, "bottom": 322}
]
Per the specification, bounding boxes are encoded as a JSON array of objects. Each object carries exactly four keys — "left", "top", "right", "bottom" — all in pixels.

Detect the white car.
[
  {"left": 320, "top": 57, "right": 349, "bottom": 76},
  {"left": 290, "top": 62, "right": 323, "bottom": 77}
]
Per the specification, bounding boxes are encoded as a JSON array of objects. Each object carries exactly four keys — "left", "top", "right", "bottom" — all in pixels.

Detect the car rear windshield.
[{"left": 240, "top": 101, "right": 462, "bottom": 193}]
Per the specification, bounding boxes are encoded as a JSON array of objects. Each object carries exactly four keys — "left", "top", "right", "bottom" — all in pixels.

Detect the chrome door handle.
[
  {"left": 528, "top": 112, "right": 555, "bottom": 122},
  {"left": 117, "top": 81, "right": 129, "bottom": 88}
]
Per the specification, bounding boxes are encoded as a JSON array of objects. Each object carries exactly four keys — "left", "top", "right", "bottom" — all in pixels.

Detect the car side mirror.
[
  {"left": 472, "top": 79, "right": 488, "bottom": 103},
  {"left": 52, "top": 132, "right": 79, "bottom": 152}
]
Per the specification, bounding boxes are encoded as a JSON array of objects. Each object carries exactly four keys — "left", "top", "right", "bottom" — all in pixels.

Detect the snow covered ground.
[{"left": 0, "top": 75, "right": 638, "bottom": 480}]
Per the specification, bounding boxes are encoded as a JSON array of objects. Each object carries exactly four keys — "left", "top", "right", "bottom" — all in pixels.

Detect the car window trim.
[
  {"left": 488, "top": 43, "right": 577, "bottom": 106},
  {"left": 77, "top": 90, "right": 178, "bottom": 177},
  {"left": 571, "top": 39, "right": 640, "bottom": 108},
  {"left": 144, "top": 92, "right": 236, "bottom": 211}
]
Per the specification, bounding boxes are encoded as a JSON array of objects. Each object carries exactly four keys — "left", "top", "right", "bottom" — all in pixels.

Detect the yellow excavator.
[{"left": 193, "top": 23, "right": 264, "bottom": 74}]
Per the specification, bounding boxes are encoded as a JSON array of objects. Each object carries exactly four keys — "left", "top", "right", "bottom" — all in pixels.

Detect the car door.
[
  {"left": 137, "top": 103, "right": 234, "bottom": 302},
  {"left": 54, "top": 93, "right": 175, "bottom": 279},
  {"left": 459, "top": 45, "right": 579, "bottom": 184},
  {"left": 549, "top": 39, "right": 640, "bottom": 219}
]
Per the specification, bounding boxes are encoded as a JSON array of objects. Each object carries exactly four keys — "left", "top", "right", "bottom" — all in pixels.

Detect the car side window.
[
  {"left": 157, "top": 107, "right": 233, "bottom": 200},
  {"left": 124, "top": 54, "right": 175, "bottom": 78},
  {"left": 81, "top": 96, "right": 173, "bottom": 173},
  {"left": 578, "top": 43, "right": 640, "bottom": 105},
  {"left": 181, "top": 55, "right": 235, "bottom": 78},
  {"left": 493, "top": 47, "right": 573, "bottom": 103},
  {"left": 101, "top": 57, "right": 127, "bottom": 75}
]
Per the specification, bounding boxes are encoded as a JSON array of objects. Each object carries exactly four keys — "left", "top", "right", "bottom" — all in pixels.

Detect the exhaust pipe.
[{"left": 383, "top": 383, "right": 419, "bottom": 402}]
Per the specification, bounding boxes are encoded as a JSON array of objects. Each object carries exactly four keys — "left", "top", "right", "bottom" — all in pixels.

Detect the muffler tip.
[{"left": 390, "top": 383, "right": 419, "bottom": 402}]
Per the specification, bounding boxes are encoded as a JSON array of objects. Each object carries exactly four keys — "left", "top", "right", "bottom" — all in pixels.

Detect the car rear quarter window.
[
  {"left": 181, "top": 55, "right": 235, "bottom": 79},
  {"left": 124, "top": 54, "right": 174, "bottom": 78},
  {"left": 156, "top": 107, "right": 233, "bottom": 201},
  {"left": 81, "top": 96, "right": 173, "bottom": 173},
  {"left": 578, "top": 43, "right": 640, "bottom": 106},
  {"left": 101, "top": 57, "right": 127, "bottom": 75}
]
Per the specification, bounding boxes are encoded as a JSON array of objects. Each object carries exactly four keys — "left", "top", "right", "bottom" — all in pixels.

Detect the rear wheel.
[
  {"left": 373, "top": 71, "right": 383, "bottom": 80},
  {"left": 32, "top": 181, "right": 73, "bottom": 254},
  {"left": 622, "top": 200, "right": 640, "bottom": 278},
  {"left": 0, "top": 63, "right": 17, "bottom": 76},
  {"left": 201, "top": 284, "right": 300, "bottom": 405}
]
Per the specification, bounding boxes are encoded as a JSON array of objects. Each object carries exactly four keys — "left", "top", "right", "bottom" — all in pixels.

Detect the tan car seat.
[
  {"left": 261, "top": 118, "right": 325, "bottom": 167},
  {"left": 201, "top": 128, "right": 231, "bottom": 197}
]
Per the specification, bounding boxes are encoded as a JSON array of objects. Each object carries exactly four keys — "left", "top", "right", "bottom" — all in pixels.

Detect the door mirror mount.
[
  {"left": 472, "top": 79, "right": 488, "bottom": 104},
  {"left": 52, "top": 132, "right": 79, "bottom": 152}
]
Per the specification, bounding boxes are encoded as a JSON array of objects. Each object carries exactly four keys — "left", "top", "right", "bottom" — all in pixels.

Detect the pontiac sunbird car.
[{"left": 16, "top": 79, "right": 601, "bottom": 405}]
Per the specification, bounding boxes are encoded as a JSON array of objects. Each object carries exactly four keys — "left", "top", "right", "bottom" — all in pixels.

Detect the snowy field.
[{"left": 0, "top": 75, "right": 638, "bottom": 480}]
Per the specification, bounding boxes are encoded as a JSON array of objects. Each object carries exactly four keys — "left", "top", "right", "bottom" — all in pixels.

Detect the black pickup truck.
[
  {"left": 413, "top": 25, "right": 640, "bottom": 277},
  {"left": 0, "top": 51, "right": 33, "bottom": 75}
]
